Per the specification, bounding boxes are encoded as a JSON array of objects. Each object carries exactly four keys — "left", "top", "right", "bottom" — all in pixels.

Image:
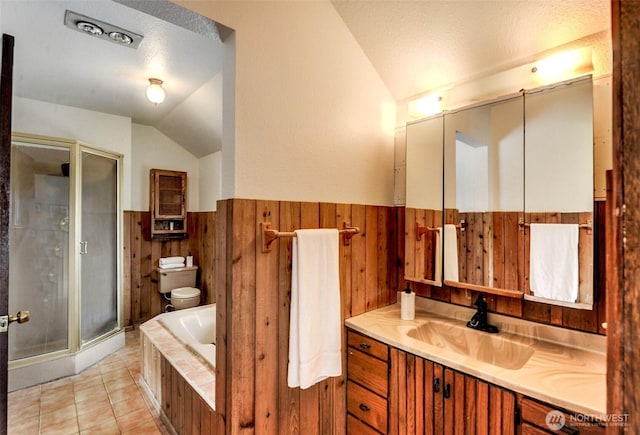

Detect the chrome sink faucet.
[{"left": 466, "top": 294, "right": 499, "bottom": 333}]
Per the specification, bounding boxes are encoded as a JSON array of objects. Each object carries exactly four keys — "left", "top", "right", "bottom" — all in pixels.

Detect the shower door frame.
[{"left": 8, "top": 133, "right": 123, "bottom": 369}]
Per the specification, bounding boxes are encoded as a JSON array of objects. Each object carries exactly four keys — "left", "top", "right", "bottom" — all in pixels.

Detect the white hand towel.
[
  {"left": 529, "top": 223, "right": 579, "bottom": 303},
  {"left": 159, "top": 256, "right": 185, "bottom": 266},
  {"left": 288, "top": 229, "right": 342, "bottom": 389},
  {"left": 159, "top": 262, "right": 186, "bottom": 270},
  {"left": 443, "top": 224, "right": 459, "bottom": 282}
]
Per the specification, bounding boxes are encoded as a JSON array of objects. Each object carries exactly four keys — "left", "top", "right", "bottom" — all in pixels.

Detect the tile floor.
[{"left": 7, "top": 328, "right": 169, "bottom": 434}]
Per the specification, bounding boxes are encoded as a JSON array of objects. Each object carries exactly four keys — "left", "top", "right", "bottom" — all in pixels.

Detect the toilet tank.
[{"left": 157, "top": 266, "right": 197, "bottom": 293}]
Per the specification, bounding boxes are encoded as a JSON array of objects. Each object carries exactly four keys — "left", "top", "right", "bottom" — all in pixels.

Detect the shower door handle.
[
  {"left": 0, "top": 310, "right": 30, "bottom": 332},
  {"left": 80, "top": 241, "right": 88, "bottom": 254}
]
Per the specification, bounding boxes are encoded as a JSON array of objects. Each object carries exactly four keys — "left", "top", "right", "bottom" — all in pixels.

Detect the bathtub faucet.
[{"left": 466, "top": 294, "right": 498, "bottom": 333}]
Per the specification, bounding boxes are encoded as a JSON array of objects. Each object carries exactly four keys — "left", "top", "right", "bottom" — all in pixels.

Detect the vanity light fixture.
[
  {"left": 532, "top": 49, "right": 592, "bottom": 85},
  {"left": 146, "top": 78, "right": 166, "bottom": 104},
  {"left": 408, "top": 94, "right": 442, "bottom": 119}
]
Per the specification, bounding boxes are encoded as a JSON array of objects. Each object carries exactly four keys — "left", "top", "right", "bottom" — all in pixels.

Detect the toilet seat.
[{"left": 171, "top": 287, "right": 200, "bottom": 299}]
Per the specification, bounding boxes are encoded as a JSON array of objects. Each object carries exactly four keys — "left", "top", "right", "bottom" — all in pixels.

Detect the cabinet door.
[
  {"left": 152, "top": 169, "right": 186, "bottom": 218},
  {"left": 389, "top": 348, "right": 517, "bottom": 435}
]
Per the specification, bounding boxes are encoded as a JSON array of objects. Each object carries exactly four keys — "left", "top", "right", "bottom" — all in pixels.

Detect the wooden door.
[{"left": 0, "top": 33, "right": 15, "bottom": 434}]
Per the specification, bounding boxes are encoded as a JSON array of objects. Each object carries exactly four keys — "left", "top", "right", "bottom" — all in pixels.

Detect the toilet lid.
[{"left": 171, "top": 287, "right": 201, "bottom": 298}]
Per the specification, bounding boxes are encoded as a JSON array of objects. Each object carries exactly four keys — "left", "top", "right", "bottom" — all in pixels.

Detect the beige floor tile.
[
  {"left": 111, "top": 391, "right": 148, "bottom": 418},
  {"left": 107, "top": 383, "right": 141, "bottom": 405},
  {"left": 115, "top": 406, "right": 156, "bottom": 432},
  {"left": 121, "top": 418, "right": 162, "bottom": 435},
  {"left": 8, "top": 329, "right": 170, "bottom": 435},
  {"left": 40, "top": 377, "right": 73, "bottom": 392},
  {"left": 75, "top": 394, "right": 111, "bottom": 416},
  {"left": 77, "top": 403, "right": 116, "bottom": 432},
  {"left": 104, "top": 375, "right": 136, "bottom": 394},
  {"left": 40, "top": 388, "right": 76, "bottom": 415},
  {"left": 72, "top": 374, "right": 103, "bottom": 392},
  {"left": 7, "top": 417, "right": 39, "bottom": 435},
  {"left": 74, "top": 383, "right": 108, "bottom": 404}
]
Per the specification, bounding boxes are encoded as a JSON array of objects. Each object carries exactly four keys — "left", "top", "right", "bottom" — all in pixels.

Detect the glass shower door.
[
  {"left": 79, "top": 149, "right": 119, "bottom": 345},
  {"left": 9, "top": 142, "right": 70, "bottom": 360}
]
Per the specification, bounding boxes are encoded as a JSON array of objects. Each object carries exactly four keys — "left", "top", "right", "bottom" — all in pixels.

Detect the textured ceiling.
[
  {"left": 0, "top": 0, "right": 224, "bottom": 157},
  {"left": 331, "top": 0, "right": 611, "bottom": 101}
]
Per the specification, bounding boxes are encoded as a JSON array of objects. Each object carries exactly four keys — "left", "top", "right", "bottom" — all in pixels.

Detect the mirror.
[
  {"left": 443, "top": 96, "right": 524, "bottom": 296},
  {"left": 405, "top": 115, "right": 444, "bottom": 286},
  {"left": 523, "top": 78, "right": 593, "bottom": 307}
]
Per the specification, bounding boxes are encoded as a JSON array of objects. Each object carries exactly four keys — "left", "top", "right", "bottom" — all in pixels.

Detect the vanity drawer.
[
  {"left": 347, "top": 381, "right": 387, "bottom": 433},
  {"left": 521, "top": 398, "right": 606, "bottom": 434},
  {"left": 347, "top": 348, "right": 388, "bottom": 397},
  {"left": 347, "top": 330, "right": 389, "bottom": 361}
]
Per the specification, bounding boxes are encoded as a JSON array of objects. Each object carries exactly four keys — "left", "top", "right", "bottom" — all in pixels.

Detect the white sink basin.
[{"left": 407, "top": 319, "right": 535, "bottom": 370}]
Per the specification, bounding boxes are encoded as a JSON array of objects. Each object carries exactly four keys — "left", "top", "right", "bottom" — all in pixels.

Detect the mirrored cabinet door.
[
  {"left": 524, "top": 78, "right": 594, "bottom": 308},
  {"left": 405, "top": 115, "right": 444, "bottom": 286},
  {"left": 443, "top": 96, "right": 524, "bottom": 295}
]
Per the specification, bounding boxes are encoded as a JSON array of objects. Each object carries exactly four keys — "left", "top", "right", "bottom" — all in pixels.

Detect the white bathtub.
[{"left": 157, "top": 304, "right": 216, "bottom": 369}]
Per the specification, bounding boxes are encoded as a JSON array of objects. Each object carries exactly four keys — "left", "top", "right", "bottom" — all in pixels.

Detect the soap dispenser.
[{"left": 401, "top": 282, "right": 415, "bottom": 320}]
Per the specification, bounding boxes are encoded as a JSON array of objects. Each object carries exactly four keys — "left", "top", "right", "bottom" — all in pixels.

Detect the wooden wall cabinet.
[{"left": 150, "top": 169, "right": 187, "bottom": 239}]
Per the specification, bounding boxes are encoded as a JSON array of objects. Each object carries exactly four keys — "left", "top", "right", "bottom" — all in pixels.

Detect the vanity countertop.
[{"left": 345, "top": 298, "right": 606, "bottom": 416}]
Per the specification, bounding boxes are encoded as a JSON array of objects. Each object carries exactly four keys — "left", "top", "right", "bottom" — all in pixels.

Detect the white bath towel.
[
  {"left": 159, "top": 262, "right": 186, "bottom": 270},
  {"left": 288, "top": 229, "right": 342, "bottom": 389},
  {"left": 443, "top": 224, "right": 459, "bottom": 282},
  {"left": 529, "top": 223, "right": 579, "bottom": 303},
  {"left": 159, "top": 256, "right": 185, "bottom": 266}
]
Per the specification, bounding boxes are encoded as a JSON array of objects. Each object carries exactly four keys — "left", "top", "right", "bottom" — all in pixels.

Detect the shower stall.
[{"left": 8, "top": 133, "right": 123, "bottom": 390}]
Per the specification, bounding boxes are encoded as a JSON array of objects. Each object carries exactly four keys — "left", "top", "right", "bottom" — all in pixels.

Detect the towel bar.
[
  {"left": 261, "top": 222, "right": 360, "bottom": 253},
  {"left": 518, "top": 218, "right": 593, "bottom": 234},
  {"left": 416, "top": 220, "right": 466, "bottom": 241}
]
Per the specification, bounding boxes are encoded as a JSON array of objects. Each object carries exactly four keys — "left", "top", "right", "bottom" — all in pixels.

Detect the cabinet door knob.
[
  {"left": 359, "top": 342, "right": 371, "bottom": 350},
  {"left": 433, "top": 378, "right": 440, "bottom": 393},
  {"left": 359, "top": 403, "right": 370, "bottom": 412},
  {"left": 443, "top": 383, "right": 451, "bottom": 399}
]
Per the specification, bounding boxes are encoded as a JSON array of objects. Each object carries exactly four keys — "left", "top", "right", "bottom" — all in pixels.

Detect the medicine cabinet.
[{"left": 405, "top": 76, "right": 595, "bottom": 309}]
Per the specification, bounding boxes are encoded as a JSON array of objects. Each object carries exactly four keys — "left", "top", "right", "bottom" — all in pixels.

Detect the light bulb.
[{"left": 146, "top": 78, "right": 165, "bottom": 104}]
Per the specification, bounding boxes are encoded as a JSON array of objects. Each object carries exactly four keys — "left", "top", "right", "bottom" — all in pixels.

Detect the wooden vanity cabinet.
[
  {"left": 346, "top": 330, "right": 390, "bottom": 434},
  {"left": 519, "top": 397, "right": 606, "bottom": 435},
  {"left": 150, "top": 169, "right": 187, "bottom": 239},
  {"left": 388, "top": 347, "right": 515, "bottom": 435}
]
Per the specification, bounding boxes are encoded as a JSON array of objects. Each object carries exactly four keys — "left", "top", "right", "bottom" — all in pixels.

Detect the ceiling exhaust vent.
[{"left": 64, "top": 10, "right": 144, "bottom": 49}]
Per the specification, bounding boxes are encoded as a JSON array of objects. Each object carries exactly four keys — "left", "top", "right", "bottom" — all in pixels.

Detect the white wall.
[
  {"left": 179, "top": 0, "right": 396, "bottom": 205},
  {"left": 199, "top": 151, "right": 222, "bottom": 211},
  {"left": 12, "top": 97, "right": 133, "bottom": 209},
  {"left": 130, "top": 124, "right": 200, "bottom": 211}
]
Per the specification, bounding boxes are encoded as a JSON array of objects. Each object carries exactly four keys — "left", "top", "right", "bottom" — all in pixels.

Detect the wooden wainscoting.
[
  {"left": 215, "top": 199, "right": 402, "bottom": 434},
  {"left": 123, "top": 211, "right": 216, "bottom": 325}
]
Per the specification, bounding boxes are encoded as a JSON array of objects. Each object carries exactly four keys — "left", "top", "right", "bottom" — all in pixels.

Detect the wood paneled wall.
[
  {"left": 610, "top": 0, "right": 640, "bottom": 427},
  {"left": 402, "top": 203, "right": 607, "bottom": 334},
  {"left": 123, "top": 211, "right": 216, "bottom": 325},
  {"left": 215, "top": 199, "right": 401, "bottom": 435}
]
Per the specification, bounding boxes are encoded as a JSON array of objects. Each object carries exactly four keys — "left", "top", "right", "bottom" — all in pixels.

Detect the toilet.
[{"left": 157, "top": 266, "right": 201, "bottom": 310}]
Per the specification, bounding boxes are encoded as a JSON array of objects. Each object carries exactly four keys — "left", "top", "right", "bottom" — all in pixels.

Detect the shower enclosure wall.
[{"left": 8, "top": 133, "right": 124, "bottom": 391}]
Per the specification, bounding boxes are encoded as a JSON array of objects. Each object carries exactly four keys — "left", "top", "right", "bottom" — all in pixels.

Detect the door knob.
[{"left": 9, "top": 310, "right": 30, "bottom": 324}]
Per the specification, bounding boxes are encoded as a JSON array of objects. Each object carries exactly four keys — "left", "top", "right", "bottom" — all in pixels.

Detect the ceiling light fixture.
[
  {"left": 146, "top": 78, "right": 165, "bottom": 104},
  {"left": 64, "top": 10, "right": 144, "bottom": 49}
]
